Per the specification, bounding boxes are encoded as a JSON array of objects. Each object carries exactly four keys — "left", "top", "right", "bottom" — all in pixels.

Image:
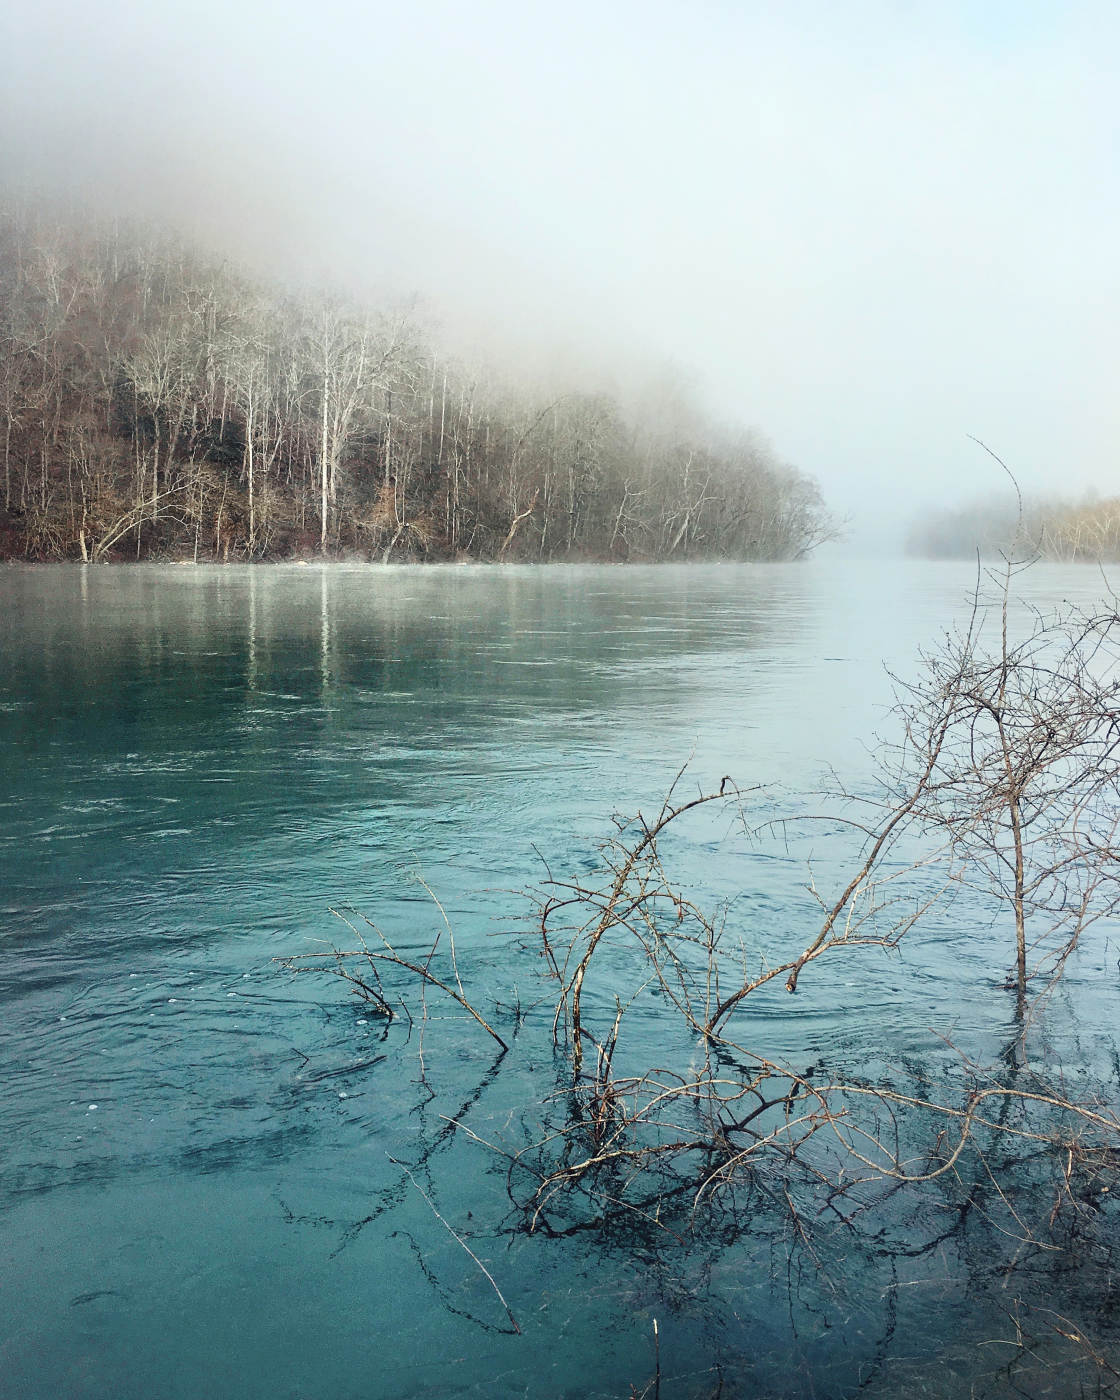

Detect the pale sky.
[{"left": 3, "top": 0, "right": 1117, "bottom": 547}]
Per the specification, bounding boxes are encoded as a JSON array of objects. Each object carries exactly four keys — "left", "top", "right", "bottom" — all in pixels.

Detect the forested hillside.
[
  {"left": 0, "top": 209, "right": 834, "bottom": 564},
  {"left": 907, "top": 495, "right": 1120, "bottom": 561}
]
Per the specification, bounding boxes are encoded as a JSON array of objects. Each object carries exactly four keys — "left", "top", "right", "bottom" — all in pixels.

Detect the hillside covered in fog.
[
  {"left": 0, "top": 209, "right": 835, "bottom": 565},
  {"left": 906, "top": 493, "right": 1120, "bottom": 561}
]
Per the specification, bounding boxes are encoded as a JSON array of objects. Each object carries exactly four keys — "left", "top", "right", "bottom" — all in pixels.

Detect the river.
[{"left": 2, "top": 560, "right": 1118, "bottom": 1398}]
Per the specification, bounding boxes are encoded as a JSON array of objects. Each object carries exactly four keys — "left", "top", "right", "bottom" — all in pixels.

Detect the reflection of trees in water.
[{"left": 4, "top": 564, "right": 796, "bottom": 764}]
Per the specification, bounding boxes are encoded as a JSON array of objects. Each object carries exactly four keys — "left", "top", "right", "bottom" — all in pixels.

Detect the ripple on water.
[{"left": 3, "top": 561, "right": 1120, "bottom": 1398}]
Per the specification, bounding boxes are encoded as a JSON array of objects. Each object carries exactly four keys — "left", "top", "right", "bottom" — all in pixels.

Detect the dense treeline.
[
  {"left": 907, "top": 493, "right": 1120, "bottom": 561},
  {"left": 0, "top": 208, "right": 834, "bottom": 564}
]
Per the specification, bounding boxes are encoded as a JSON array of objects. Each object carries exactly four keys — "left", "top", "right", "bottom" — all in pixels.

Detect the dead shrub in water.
[{"left": 282, "top": 558, "right": 1120, "bottom": 1378}]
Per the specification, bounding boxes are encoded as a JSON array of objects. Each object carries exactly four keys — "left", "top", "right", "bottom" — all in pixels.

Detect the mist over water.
[{"left": 3, "top": 560, "right": 1119, "bottom": 1397}]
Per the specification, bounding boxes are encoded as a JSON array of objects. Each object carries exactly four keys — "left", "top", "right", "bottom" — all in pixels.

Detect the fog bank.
[{"left": 3, "top": 1, "right": 1118, "bottom": 547}]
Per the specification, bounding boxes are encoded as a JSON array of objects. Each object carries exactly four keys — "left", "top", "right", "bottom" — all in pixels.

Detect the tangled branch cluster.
[{"left": 283, "top": 562, "right": 1120, "bottom": 1373}]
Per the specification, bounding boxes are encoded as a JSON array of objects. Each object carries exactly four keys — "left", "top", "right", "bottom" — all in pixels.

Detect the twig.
[{"left": 388, "top": 1154, "right": 521, "bottom": 1334}]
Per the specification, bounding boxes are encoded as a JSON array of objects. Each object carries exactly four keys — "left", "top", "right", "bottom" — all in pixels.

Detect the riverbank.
[{"left": 1, "top": 208, "right": 837, "bottom": 569}]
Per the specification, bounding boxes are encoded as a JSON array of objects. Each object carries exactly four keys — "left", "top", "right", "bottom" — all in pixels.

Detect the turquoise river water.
[{"left": 2, "top": 560, "right": 1118, "bottom": 1399}]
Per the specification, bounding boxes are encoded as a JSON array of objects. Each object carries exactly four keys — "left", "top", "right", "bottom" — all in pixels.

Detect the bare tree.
[
  {"left": 883, "top": 565, "right": 1120, "bottom": 1013},
  {"left": 0, "top": 204, "right": 838, "bottom": 563}
]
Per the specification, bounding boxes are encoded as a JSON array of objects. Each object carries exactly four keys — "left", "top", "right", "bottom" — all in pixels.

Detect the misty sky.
[{"left": 3, "top": 0, "right": 1117, "bottom": 546}]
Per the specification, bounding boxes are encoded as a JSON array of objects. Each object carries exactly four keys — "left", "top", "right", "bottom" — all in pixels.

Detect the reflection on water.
[{"left": 1, "top": 560, "right": 1118, "bottom": 1398}]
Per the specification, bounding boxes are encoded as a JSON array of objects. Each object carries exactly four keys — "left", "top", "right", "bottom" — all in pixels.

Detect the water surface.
[{"left": 2, "top": 560, "right": 1118, "bottom": 1398}]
